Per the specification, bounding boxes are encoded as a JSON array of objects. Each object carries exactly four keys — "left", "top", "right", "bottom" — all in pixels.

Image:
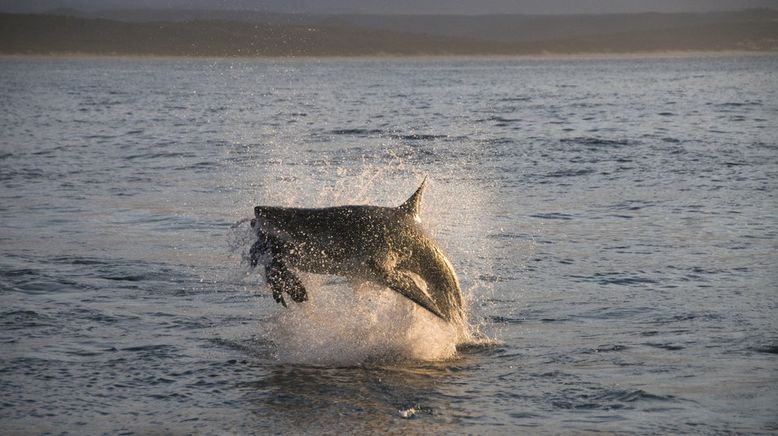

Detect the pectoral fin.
[{"left": 385, "top": 270, "right": 446, "bottom": 320}]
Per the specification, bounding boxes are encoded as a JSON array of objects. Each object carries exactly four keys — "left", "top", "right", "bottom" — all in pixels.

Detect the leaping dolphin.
[{"left": 248, "top": 179, "right": 465, "bottom": 324}]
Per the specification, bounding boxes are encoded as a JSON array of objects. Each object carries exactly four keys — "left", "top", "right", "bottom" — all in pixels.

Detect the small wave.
[
  {"left": 123, "top": 344, "right": 176, "bottom": 352},
  {"left": 499, "top": 96, "right": 531, "bottom": 102},
  {"left": 489, "top": 315, "right": 525, "bottom": 325},
  {"left": 529, "top": 212, "right": 576, "bottom": 221},
  {"left": 176, "top": 161, "right": 220, "bottom": 171},
  {"left": 560, "top": 137, "right": 633, "bottom": 148},
  {"left": 574, "top": 306, "right": 655, "bottom": 320},
  {"left": 330, "top": 128, "right": 384, "bottom": 136},
  {"left": 49, "top": 256, "right": 110, "bottom": 266},
  {"left": 594, "top": 389, "right": 676, "bottom": 403},
  {"left": 66, "top": 307, "right": 127, "bottom": 325},
  {"left": 599, "top": 275, "right": 658, "bottom": 286},
  {"left": 644, "top": 342, "right": 684, "bottom": 351},
  {"left": 593, "top": 344, "right": 629, "bottom": 353},
  {"left": 488, "top": 116, "right": 521, "bottom": 125},
  {"left": 553, "top": 388, "right": 677, "bottom": 411},
  {"left": 0, "top": 310, "right": 54, "bottom": 330},
  {"left": 121, "top": 344, "right": 181, "bottom": 360},
  {"left": 0, "top": 267, "right": 83, "bottom": 295},
  {"left": 651, "top": 312, "right": 724, "bottom": 323},
  {"left": 389, "top": 133, "right": 448, "bottom": 141},
  {"left": 125, "top": 151, "right": 196, "bottom": 161},
  {"left": 544, "top": 168, "right": 595, "bottom": 178},
  {"left": 0, "top": 167, "right": 46, "bottom": 182},
  {"left": 101, "top": 274, "right": 147, "bottom": 282},
  {"left": 604, "top": 200, "right": 655, "bottom": 212},
  {"left": 752, "top": 142, "right": 778, "bottom": 150},
  {"left": 751, "top": 345, "right": 778, "bottom": 355},
  {"left": 478, "top": 137, "right": 515, "bottom": 146},
  {"left": 570, "top": 272, "right": 658, "bottom": 286},
  {"left": 719, "top": 101, "right": 762, "bottom": 108},
  {"left": 209, "top": 336, "right": 274, "bottom": 357}
]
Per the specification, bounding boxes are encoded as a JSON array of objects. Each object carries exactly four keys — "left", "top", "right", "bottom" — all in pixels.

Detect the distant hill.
[
  {"left": 0, "top": 14, "right": 508, "bottom": 56},
  {"left": 333, "top": 10, "right": 778, "bottom": 45},
  {"left": 1, "top": 10, "right": 776, "bottom": 57}
]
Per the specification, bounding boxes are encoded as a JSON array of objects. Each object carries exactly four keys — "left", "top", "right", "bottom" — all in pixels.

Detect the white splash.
[{"left": 263, "top": 277, "right": 461, "bottom": 365}]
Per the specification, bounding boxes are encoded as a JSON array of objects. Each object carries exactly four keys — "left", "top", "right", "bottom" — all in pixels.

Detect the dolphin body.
[{"left": 248, "top": 179, "right": 465, "bottom": 324}]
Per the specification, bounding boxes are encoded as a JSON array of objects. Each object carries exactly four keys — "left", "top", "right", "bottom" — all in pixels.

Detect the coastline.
[
  {"left": 2, "top": 11, "right": 777, "bottom": 60},
  {"left": 1, "top": 50, "right": 776, "bottom": 62}
]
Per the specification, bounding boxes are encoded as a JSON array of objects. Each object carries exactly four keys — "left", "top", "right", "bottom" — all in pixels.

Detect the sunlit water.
[{"left": 1, "top": 55, "right": 776, "bottom": 433}]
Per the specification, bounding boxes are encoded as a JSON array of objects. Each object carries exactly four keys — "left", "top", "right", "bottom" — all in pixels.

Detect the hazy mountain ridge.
[{"left": 1, "top": 10, "right": 776, "bottom": 57}]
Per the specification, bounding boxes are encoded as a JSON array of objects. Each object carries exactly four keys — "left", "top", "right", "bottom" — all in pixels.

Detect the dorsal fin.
[{"left": 399, "top": 177, "right": 427, "bottom": 220}]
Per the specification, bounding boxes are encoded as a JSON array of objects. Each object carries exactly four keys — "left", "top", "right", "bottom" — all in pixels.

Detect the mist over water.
[{"left": 1, "top": 55, "right": 777, "bottom": 433}]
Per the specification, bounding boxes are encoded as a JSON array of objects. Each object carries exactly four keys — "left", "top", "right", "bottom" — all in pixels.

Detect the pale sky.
[{"left": 1, "top": 0, "right": 774, "bottom": 15}]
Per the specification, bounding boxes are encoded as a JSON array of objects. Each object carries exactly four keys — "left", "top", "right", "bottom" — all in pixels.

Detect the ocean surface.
[{"left": 1, "top": 54, "right": 776, "bottom": 434}]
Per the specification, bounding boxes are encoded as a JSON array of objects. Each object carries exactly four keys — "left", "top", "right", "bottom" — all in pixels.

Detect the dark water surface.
[{"left": 1, "top": 55, "right": 777, "bottom": 434}]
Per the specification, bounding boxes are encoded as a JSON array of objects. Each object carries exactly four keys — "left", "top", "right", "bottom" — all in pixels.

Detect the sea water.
[{"left": 1, "top": 55, "right": 776, "bottom": 433}]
